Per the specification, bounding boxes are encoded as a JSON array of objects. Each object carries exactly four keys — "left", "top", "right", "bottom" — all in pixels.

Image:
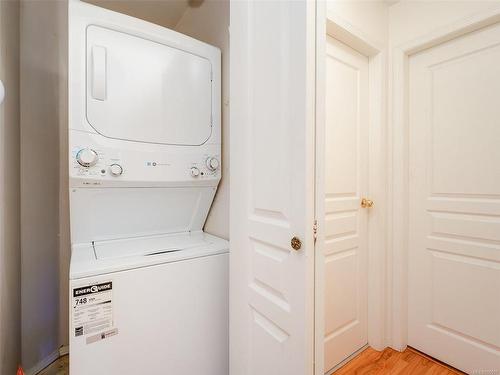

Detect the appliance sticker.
[
  {"left": 72, "top": 281, "right": 113, "bottom": 338},
  {"left": 86, "top": 328, "right": 119, "bottom": 345}
]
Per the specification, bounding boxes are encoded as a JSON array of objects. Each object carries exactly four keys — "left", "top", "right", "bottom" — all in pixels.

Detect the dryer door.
[{"left": 86, "top": 25, "right": 213, "bottom": 146}]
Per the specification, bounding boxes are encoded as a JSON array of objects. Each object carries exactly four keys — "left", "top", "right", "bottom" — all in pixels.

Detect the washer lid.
[
  {"left": 93, "top": 232, "right": 212, "bottom": 260},
  {"left": 70, "top": 232, "right": 229, "bottom": 279},
  {"left": 70, "top": 186, "right": 217, "bottom": 244},
  {"left": 86, "top": 25, "right": 213, "bottom": 146}
]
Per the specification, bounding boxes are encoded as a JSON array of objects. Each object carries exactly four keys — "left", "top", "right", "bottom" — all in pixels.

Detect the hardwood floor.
[
  {"left": 37, "top": 355, "right": 68, "bottom": 375},
  {"left": 36, "top": 347, "right": 463, "bottom": 375},
  {"left": 334, "top": 347, "right": 465, "bottom": 375}
]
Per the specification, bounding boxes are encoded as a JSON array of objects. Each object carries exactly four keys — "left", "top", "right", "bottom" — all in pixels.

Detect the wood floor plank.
[
  {"left": 37, "top": 355, "right": 69, "bottom": 375},
  {"left": 333, "top": 347, "right": 465, "bottom": 375}
]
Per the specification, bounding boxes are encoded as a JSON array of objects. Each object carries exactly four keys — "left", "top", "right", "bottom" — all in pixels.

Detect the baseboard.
[
  {"left": 59, "top": 345, "right": 69, "bottom": 357},
  {"left": 25, "top": 345, "right": 68, "bottom": 375},
  {"left": 25, "top": 349, "right": 60, "bottom": 375}
]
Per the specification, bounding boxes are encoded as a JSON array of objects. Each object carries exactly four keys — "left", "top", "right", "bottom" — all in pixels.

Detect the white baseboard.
[
  {"left": 25, "top": 349, "right": 60, "bottom": 375},
  {"left": 59, "top": 345, "right": 69, "bottom": 357},
  {"left": 25, "top": 345, "right": 68, "bottom": 375}
]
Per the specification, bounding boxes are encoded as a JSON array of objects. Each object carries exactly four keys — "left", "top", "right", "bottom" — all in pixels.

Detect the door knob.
[
  {"left": 290, "top": 236, "right": 302, "bottom": 251},
  {"left": 361, "top": 198, "right": 374, "bottom": 208}
]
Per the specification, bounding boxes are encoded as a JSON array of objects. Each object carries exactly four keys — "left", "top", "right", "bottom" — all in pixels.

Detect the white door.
[
  {"left": 229, "top": 1, "right": 315, "bottom": 375},
  {"left": 321, "top": 36, "right": 369, "bottom": 373},
  {"left": 408, "top": 23, "right": 500, "bottom": 373}
]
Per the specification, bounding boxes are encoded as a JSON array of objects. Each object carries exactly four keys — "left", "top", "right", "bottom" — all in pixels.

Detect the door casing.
[
  {"left": 389, "top": 6, "right": 500, "bottom": 352},
  {"left": 314, "top": 5, "right": 388, "bottom": 374}
]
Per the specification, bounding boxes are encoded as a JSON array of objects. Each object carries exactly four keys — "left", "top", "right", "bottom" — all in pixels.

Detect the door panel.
[
  {"left": 408, "top": 23, "right": 500, "bottom": 373},
  {"left": 230, "top": 1, "right": 315, "bottom": 375},
  {"left": 323, "top": 36, "right": 369, "bottom": 373},
  {"left": 86, "top": 25, "right": 213, "bottom": 146}
]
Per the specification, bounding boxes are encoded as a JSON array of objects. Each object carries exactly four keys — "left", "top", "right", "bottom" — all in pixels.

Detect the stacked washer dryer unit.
[{"left": 68, "top": 2, "right": 228, "bottom": 374}]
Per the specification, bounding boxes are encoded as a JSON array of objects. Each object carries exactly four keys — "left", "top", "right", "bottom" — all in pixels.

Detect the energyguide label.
[{"left": 72, "top": 281, "right": 113, "bottom": 339}]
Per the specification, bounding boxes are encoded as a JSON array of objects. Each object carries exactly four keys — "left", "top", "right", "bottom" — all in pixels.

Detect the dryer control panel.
[
  {"left": 71, "top": 145, "right": 220, "bottom": 187},
  {"left": 70, "top": 132, "right": 221, "bottom": 188}
]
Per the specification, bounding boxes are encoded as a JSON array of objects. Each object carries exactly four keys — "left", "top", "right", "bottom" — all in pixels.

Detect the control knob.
[
  {"left": 109, "top": 164, "right": 123, "bottom": 176},
  {"left": 76, "top": 148, "right": 98, "bottom": 167},
  {"left": 190, "top": 167, "right": 200, "bottom": 177},
  {"left": 206, "top": 157, "right": 220, "bottom": 171}
]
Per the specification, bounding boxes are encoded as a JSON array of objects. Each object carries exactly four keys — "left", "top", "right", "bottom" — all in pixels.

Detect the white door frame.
[
  {"left": 315, "top": 5, "right": 388, "bottom": 374},
  {"left": 388, "top": 6, "right": 500, "bottom": 351}
]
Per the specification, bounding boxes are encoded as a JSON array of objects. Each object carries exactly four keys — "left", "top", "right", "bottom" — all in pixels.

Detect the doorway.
[
  {"left": 315, "top": 13, "right": 387, "bottom": 375},
  {"left": 322, "top": 35, "right": 369, "bottom": 372}
]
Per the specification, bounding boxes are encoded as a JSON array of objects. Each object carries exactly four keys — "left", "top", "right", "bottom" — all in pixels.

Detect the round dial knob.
[
  {"left": 190, "top": 167, "right": 200, "bottom": 177},
  {"left": 109, "top": 164, "right": 123, "bottom": 176},
  {"left": 206, "top": 157, "right": 220, "bottom": 171},
  {"left": 76, "top": 148, "right": 98, "bottom": 167}
]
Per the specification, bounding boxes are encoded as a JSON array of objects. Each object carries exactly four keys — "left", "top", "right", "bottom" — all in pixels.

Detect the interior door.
[
  {"left": 230, "top": 1, "right": 315, "bottom": 375},
  {"left": 320, "top": 36, "right": 369, "bottom": 373},
  {"left": 408, "top": 23, "right": 500, "bottom": 373}
]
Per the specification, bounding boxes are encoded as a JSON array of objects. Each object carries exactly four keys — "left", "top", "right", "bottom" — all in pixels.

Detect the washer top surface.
[{"left": 70, "top": 231, "right": 228, "bottom": 279}]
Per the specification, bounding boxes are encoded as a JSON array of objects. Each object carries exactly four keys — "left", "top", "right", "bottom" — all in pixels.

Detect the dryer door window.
[{"left": 86, "top": 25, "right": 213, "bottom": 146}]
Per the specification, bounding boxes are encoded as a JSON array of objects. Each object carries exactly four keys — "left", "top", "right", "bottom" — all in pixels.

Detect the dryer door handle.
[{"left": 91, "top": 45, "right": 107, "bottom": 101}]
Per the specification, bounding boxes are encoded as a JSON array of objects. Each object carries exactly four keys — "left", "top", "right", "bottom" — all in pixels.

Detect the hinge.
[{"left": 313, "top": 219, "right": 318, "bottom": 242}]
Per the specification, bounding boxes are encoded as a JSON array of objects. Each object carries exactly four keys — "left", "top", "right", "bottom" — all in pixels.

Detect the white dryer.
[{"left": 68, "top": 2, "right": 227, "bottom": 374}]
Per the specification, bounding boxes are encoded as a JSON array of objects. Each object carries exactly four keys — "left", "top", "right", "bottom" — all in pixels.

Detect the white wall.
[
  {"left": 327, "top": 0, "right": 389, "bottom": 47},
  {"left": 175, "top": 0, "right": 230, "bottom": 240},
  {"left": 85, "top": 0, "right": 188, "bottom": 29},
  {"left": 389, "top": 0, "right": 500, "bottom": 46},
  {"left": 0, "top": 1, "right": 21, "bottom": 374},
  {"left": 20, "top": 0, "right": 67, "bottom": 371}
]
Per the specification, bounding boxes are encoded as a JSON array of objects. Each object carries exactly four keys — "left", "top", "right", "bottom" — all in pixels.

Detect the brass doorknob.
[
  {"left": 361, "top": 198, "right": 374, "bottom": 208},
  {"left": 291, "top": 236, "right": 302, "bottom": 251}
]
